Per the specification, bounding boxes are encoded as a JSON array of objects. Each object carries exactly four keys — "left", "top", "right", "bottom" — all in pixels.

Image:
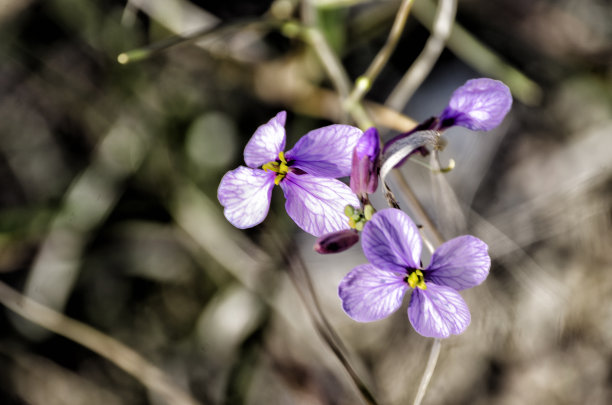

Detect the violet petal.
[
  {"left": 280, "top": 172, "right": 360, "bottom": 237},
  {"left": 439, "top": 78, "right": 512, "bottom": 131},
  {"left": 350, "top": 128, "right": 380, "bottom": 195},
  {"left": 218, "top": 166, "right": 275, "bottom": 229},
  {"left": 349, "top": 149, "right": 369, "bottom": 195},
  {"left": 361, "top": 208, "right": 422, "bottom": 273},
  {"left": 339, "top": 264, "right": 407, "bottom": 322},
  {"left": 425, "top": 236, "right": 491, "bottom": 291},
  {"left": 408, "top": 284, "right": 471, "bottom": 338},
  {"left": 244, "top": 111, "right": 287, "bottom": 168},
  {"left": 285, "top": 124, "right": 362, "bottom": 178},
  {"left": 354, "top": 127, "right": 380, "bottom": 162}
]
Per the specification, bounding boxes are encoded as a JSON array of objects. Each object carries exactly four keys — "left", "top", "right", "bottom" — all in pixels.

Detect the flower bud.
[
  {"left": 314, "top": 229, "right": 360, "bottom": 254},
  {"left": 350, "top": 127, "right": 380, "bottom": 197}
]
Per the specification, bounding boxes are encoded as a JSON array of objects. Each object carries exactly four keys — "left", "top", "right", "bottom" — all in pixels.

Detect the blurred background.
[{"left": 0, "top": 0, "right": 611, "bottom": 404}]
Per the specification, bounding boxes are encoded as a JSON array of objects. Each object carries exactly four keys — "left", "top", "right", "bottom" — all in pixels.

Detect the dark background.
[{"left": 1, "top": 0, "right": 611, "bottom": 404}]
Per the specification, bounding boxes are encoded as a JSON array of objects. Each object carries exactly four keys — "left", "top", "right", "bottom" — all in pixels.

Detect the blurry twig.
[
  {"left": 118, "top": 18, "right": 281, "bottom": 64},
  {"left": 345, "top": 0, "right": 415, "bottom": 108},
  {"left": 254, "top": 56, "right": 417, "bottom": 131},
  {"left": 0, "top": 281, "right": 202, "bottom": 405},
  {"left": 301, "top": 27, "right": 374, "bottom": 129},
  {"left": 389, "top": 170, "right": 444, "bottom": 245},
  {"left": 279, "top": 241, "right": 379, "bottom": 405},
  {"left": 120, "top": 0, "right": 138, "bottom": 27},
  {"left": 412, "top": 0, "right": 541, "bottom": 105},
  {"left": 413, "top": 338, "right": 441, "bottom": 405},
  {"left": 167, "top": 178, "right": 377, "bottom": 403},
  {"left": 428, "top": 149, "right": 467, "bottom": 238},
  {"left": 386, "top": 0, "right": 457, "bottom": 110},
  {"left": 300, "top": 0, "right": 373, "bottom": 128}
]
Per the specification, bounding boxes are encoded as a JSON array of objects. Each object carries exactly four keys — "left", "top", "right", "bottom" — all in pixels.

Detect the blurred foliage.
[{"left": 0, "top": 0, "right": 611, "bottom": 404}]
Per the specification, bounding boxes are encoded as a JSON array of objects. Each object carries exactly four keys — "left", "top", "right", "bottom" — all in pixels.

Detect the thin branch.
[
  {"left": 0, "top": 281, "right": 201, "bottom": 405},
  {"left": 390, "top": 170, "right": 445, "bottom": 247},
  {"left": 283, "top": 248, "right": 379, "bottom": 405},
  {"left": 386, "top": 0, "right": 457, "bottom": 111},
  {"left": 411, "top": 0, "right": 541, "bottom": 105},
  {"left": 303, "top": 27, "right": 352, "bottom": 98},
  {"left": 345, "top": 0, "right": 416, "bottom": 107},
  {"left": 118, "top": 18, "right": 280, "bottom": 64},
  {"left": 413, "top": 338, "right": 442, "bottom": 405}
]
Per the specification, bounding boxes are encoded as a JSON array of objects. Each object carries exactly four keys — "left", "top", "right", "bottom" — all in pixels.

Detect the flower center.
[
  {"left": 406, "top": 269, "right": 427, "bottom": 290},
  {"left": 262, "top": 151, "right": 290, "bottom": 185}
]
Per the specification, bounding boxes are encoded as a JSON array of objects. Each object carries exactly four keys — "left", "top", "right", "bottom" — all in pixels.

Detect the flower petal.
[
  {"left": 243, "top": 111, "right": 287, "bottom": 168},
  {"left": 350, "top": 128, "right": 380, "bottom": 196},
  {"left": 280, "top": 172, "right": 360, "bottom": 237},
  {"left": 361, "top": 208, "right": 422, "bottom": 273},
  {"left": 218, "top": 167, "right": 275, "bottom": 229},
  {"left": 339, "top": 264, "right": 407, "bottom": 322},
  {"left": 285, "top": 125, "right": 362, "bottom": 178},
  {"left": 408, "top": 284, "right": 471, "bottom": 338},
  {"left": 354, "top": 127, "right": 380, "bottom": 162},
  {"left": 439, "top": 78, "right": 512, "bottom": 131},
  {"left": 425, "top": 236, "right": 491, "bottom": 290}
]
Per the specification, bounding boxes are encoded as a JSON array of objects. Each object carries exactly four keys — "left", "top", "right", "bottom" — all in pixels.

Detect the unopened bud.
[
  {"left": 350, "top": 127, "right": 380, "bottom": 197},
  {"left": 314, "top": 229, "right": 360, "bottom": 254}
]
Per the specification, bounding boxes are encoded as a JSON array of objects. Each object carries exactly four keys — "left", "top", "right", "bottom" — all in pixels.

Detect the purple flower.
[
  {"left": 338, "top": 208, "right": 490, "bottom": 338},
  {"left": 350, "top": 127, "right": 380, "bottom": 199},
  {"left": 218, "top": 111, "right": 362, "bottom": 237},
  {"left": 438, "top": 78, "right": 512, "bottom": 131},
  {"left": 382, "top": 78, "right": 512, "bottom": 161}
]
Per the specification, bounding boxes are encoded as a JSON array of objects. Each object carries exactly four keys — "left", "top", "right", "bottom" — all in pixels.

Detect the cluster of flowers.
[{"left": 218, "top": 78, "right": 512, "bottom": 339}]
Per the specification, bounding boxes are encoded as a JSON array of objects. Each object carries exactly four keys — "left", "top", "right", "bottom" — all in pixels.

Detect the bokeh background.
[{"left": 1, "top": 0, "right": 611, "bottom": 404}]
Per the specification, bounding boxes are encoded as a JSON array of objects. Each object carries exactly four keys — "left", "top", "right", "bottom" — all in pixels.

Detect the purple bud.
[
  {"left": 438, "top": 78, "right": 512, "bottom": 131},
  {"left": 314, "top": 229, "right": 360, "bottom": 254},
  {"left": 350, "top": 128, "right": 380, "bottom": 196}
]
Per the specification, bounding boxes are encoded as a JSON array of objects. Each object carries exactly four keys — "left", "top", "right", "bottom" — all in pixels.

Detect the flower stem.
[
  {"left": 344, "top": 0, "right": 416, "bottom": 108},
  {"left": 390, "top": 170, "right": 445, "bottom": 246},
  {"left": 411, "top": 0, "right": 541, "bottom": 105},
  {"left": 117, "top": 18, "right": 280, "bottom": 64},
  {"left": 413, "top": 338, "right": 442, "bottom": 405},
  {"left": 281, "top": 239, "right": 379, "bottom": 405},
  {"left": 385, "top": 0, "right": 457, "bottom": 110}
]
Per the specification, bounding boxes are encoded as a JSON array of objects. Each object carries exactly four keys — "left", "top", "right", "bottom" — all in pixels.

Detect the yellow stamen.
[
  {"left": 263, "top": 152, "right": 290, "bottom": 184},
  {"left": 262, "top": 162, "right": 279, "bottom": 172},
  {"left": 407, "top": 270, "right": 427, "bottom": 290}
]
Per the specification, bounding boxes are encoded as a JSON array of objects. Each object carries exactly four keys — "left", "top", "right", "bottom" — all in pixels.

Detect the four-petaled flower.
[
  {"left": 218, "top": 111, "right": 362, "bottom": 237},
  {"left": 338, "top": 208, "right": 490, "bottom": 338},
  {"left": 383, "top": 77, "right": 512, "bottom": 156}
]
